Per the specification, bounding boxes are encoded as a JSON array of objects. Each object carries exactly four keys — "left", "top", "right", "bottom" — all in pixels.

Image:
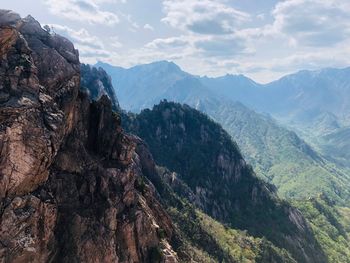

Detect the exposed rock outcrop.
[
  {"left": 0, "top": 10, "right": 177, "bottom": 263},
  {"left": 80, "top": 64, "right": 120, "bottom": 111}
]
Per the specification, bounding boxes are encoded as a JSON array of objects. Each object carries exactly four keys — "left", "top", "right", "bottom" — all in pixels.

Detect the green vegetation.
[
  {"left": 316, "top": 126, "right": 350, "bottom": 168},
  {"left": 202, "top": 100, "right": 350, "bottom": 204},
  {"left": 293, "top": 196, "right": 350, "bottom": 263},
  {"left": 194, "top": 210, "right": 296, "bottom": 263},
  {"left": 150, "top": 170, "right": 296, "bottom": 263},
  {"left": 100, "top": 61, "right": 350, "bottom": 205},
  {"left": 123, "top": 101, "right": 326, "bottom": 262},
  {"left": 168, "top": 204, "right": 296, "bottom": 263}
]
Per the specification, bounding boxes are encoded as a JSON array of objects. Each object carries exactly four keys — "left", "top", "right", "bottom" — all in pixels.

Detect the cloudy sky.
[{"left": 3, "top": 0, "right": 350, "bottom": 82}]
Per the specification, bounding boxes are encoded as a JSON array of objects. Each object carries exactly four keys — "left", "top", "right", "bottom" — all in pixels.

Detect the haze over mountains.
[
  {"left": 201, "top": 67, "right": 350, "bottom": 169},
  {"left": 96, "top": 60, "right": 350, "bottom": 262},
  {"left": 1, "top": 8, "right": 350, "bottom": 263},
  {"left": 0, "top": 11, "right": 328, "bottom": 262},
  {"left": 97, "top": 61, "right": 350, "bottom": 123},
  {"left": 97, "top": 61, "right": 350, "bottom": 134},
  {"left": 201, "top": 68, "right": 350, "bottom": 124},
  {"left": 97, "top": 61, "right": 350, "bottom": 204}
]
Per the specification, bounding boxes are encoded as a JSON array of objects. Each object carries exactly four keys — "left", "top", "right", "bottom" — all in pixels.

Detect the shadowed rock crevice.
[{"left": 0, "top": 10, "right": 178, "bottom": 263}]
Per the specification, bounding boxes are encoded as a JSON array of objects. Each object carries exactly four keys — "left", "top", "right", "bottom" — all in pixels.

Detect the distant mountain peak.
[
  {"left": 277, "top": 66, "right": 350, "bottom": 82},
  {"left": 148, "top": 60, "right": 177, "bottom": 67},
  {"left": 131, "top": 60, "right": 183, "bottom": 73}
]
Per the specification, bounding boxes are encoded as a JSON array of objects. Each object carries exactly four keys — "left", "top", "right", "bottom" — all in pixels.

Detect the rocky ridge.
[
  {"left": 80, "top": 63, "right": 120, "bottom": 111},
  {"left": 0, "top": 10, "right": 177, "bottom": 263}
]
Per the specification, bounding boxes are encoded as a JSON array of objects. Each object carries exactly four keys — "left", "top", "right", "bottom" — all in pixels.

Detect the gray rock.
[{"left": 0, "top": 10, "right": 21, "bottom": 26}]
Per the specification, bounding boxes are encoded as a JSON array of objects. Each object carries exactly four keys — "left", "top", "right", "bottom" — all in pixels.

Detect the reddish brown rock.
[{"left": 0, "top": 10, "right": 178, "bottom": 263}]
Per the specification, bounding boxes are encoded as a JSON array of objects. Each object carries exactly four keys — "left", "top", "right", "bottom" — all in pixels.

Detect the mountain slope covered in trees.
[
  {"left": 122, "top": 101, "right": 327, "bottom": 262},
  {"left": 98, "top": 61, "right": 350, "bottom": 204}
]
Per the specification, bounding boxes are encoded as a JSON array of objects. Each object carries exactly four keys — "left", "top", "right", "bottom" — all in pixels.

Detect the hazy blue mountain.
[
  {"left": 202, "top": 68, "right": 350, "bottom": 127},
  {"left": 316, "top": 127, "right": 350, "bottom": 167},
  {"left": 265, "top": 69, "right": 350, "bottom": 168},
  {"left": 98, "top": 61, "right": 350, "bottom": 129},
  {"left": 200, "top": 74, "right": 262, "bottom": 110},
  {"left": 96, "top": 61, "right": 190, "bottom": 112},
  {"left": 97, "top": 61, "right": 350, "bottom": 204},
  {"left": 202, "top": 67, "right": 350, "bottom": 168},
  {"left": 264, "top": 68, "right": 350, "bottom": 125}
]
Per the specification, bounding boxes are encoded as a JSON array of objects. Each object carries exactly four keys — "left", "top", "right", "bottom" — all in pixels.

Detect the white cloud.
[
  {"left": 233, "top": 0, "right": 350, "bottom": 47},
  {"left": 145, "top": 36, "right": 189, "bottom": 49},
  {"left": 153, "top": 0, "right": 252, "bottom": 63},
  {"left": 208, "top": 0, "right": 350, "bottom": 81},
  {"left": 194, "top": 35, "right": 251, "bottom": 57},
  {"left": 48, "top": 24, "right": 104, "bottom": 49},
  {"left": 143, "top": 24, "right": 154, "bottom": 31},
  {"left": 46, "top": 24, "right": 121, "bottom": 64},
  {"left": 162, "top": 0, "right": 250, "bottom": 35},
  {"left": 265, "top": 49, "right": 350, "bottom": 73},
  {"left": 222, "top": 41, "right": 350, "bottom": 83},
  {"left": 109, "top": 36, "right": 123, "bottom": 49},
  {"left": 256, "top": 13, "right": 265, "bottom": 20},
  {"left": 94, "top": 0, "right": 126, "bottom": 3},
  {"left": 119, "top": 13, "right": 141, "bottom": 32},
  {"left": 270, "top": 0, "right": 350, "bottom": 47},
  {"left": 40, "top": 0, "right": 350, "bottom": 83},
  {"left": 44, "top": 0, "right": 119, "bottom": 25},
  {"left": 144, "top": 33, "right": 250, "bottom": 60}
]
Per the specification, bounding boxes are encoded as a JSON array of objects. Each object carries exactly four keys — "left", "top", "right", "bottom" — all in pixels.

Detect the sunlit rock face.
[{"left": 0, "top": 10, "right": 178, "bottom": 263}]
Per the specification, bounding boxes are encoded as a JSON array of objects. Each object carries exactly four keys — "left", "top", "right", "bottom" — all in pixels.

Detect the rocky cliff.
[
  {"left": 80, "top": 64, "right": 120, "bottom": 111},
  {"left": 0, "top": 10, "right": 178, "bottom": 263}
]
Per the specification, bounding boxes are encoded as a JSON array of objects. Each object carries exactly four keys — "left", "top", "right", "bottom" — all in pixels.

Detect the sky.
[{"left": 2, "top": 0, "right": 350, "bottom": 83}]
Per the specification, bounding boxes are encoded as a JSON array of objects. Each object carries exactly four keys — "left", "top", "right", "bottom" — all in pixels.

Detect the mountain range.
[
  {"left": 201, "top": 68, "right": 350, "bottom": 168},
  {"left": 200, "top": 68, "right": 350, "bottom": 127},
  {"left": 96, "top": 60, "right": 350, "bottom": 262},
  {"left": 96, "top": 61, "right": 350, "bottom": 128},
  {"left": 96, "top": 61, "right": 350, "bottom": 204},
  {"left": 1, "top": 9, "right": 350, "bottom": 263}
]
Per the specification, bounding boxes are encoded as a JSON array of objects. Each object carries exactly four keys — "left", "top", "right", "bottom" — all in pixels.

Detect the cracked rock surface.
[{"left": 0, "top": 10, "right": 178, "bottom": 263}]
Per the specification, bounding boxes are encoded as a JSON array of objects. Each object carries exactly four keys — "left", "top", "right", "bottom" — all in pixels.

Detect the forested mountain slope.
[{"left": 98, "top": 61, "right": 350, "bottom": 204}]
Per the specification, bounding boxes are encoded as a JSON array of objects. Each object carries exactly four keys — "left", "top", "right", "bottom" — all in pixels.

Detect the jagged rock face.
[
  {"left": 0, "top": 11, "right": 177, "bottom": 263},
  {"left": 0, "top": 12, "right": 78, "bottom": 200},
  {"left": 80, "top": 64, "right": 120, "bottom": 111}
]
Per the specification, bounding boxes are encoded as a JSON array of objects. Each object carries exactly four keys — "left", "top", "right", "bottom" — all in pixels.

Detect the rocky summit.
[
  {"left": 0, "top": 10, "right": 177, "bottom": 263},
  {"left": 80, "top": 64, "right": 120, "bottom": 111}
]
